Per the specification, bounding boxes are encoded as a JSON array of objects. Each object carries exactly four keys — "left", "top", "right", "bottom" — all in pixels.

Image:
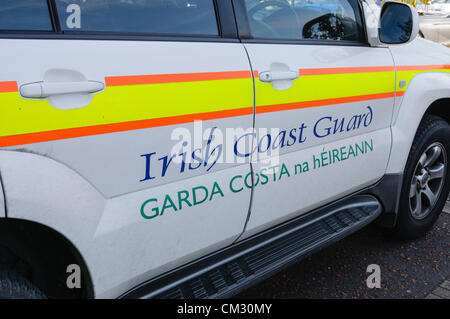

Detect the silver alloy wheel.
[{"left": 409, "top": 142, "right": 447, "bottom": 220}]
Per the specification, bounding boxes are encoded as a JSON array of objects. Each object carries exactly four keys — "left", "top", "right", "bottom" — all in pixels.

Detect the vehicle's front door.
[
  {"left": 0, "top": 0, "right": 254, "bottom": 297},
  {"left": 234, "top": 0, "right": 397, "bottom": 238}
]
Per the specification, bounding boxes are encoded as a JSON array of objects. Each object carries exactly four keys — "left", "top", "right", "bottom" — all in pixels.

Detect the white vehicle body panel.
[
  {"left": 240, "top": 44, "right": 395, "bottom": 238},
  {"left": 0, "top": 0, "right": 448, "bottom": 299},
  {"left": 0, "top": 40, "right": 254, "bottom": 298},
  {"left": 387, "top": 39, "right": 450, "bottom": 174}
]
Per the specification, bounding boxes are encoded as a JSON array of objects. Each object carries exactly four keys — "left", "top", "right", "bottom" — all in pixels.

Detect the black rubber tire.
[
  {"left": 0, "top": 268, "right": 46, "bottom": 299},
  {"left": 394, "top": 115, "right": 450, "bottom": 239}
]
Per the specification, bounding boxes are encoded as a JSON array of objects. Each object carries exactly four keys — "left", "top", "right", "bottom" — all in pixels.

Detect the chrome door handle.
[
  {"left": 20, "top": 81, "right": 104, "bottom": 98},
  {"left": 259, "top": 70, "right": 299, "bottom": 83}
]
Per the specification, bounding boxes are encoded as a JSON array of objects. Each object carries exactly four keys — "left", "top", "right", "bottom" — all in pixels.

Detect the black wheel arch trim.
[{"left": 0, "top": 218, "right": 94, "bottom": 299}]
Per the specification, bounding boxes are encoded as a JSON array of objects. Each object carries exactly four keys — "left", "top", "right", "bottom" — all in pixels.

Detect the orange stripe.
[
  {"left": 0, "top": 65, "right": 441, "bottom": 146},
  {"left": 299, "top": 66, "right": 395, "bottom": 76},
  {"left": 105, "top": 70, "right": 253, "bottom": 86},
  {"left": 1, "top": 65, "right": 448, "bottom": 90},
  {"left": 0, "top": 81, "right": 18, "bottom": 93},
  {"left": 256, "top": 92, "right": 396, "bottom": 114},
  {"left": 0, "top": 92, "right": 396, "bottom": 147},
  {"left": 0, "top": 107, "right": 253, "bottom": 147},
  {"left": 396, "top": 65, "right": 450, "bottom": 71}
]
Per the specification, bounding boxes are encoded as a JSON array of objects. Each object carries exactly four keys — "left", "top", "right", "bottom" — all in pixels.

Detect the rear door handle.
[
  {"left": 259, "top": 70, "right": 299, "bottom": 83},
  {"left": 20, "top": 81, "right": 104, "bottom": 98}
]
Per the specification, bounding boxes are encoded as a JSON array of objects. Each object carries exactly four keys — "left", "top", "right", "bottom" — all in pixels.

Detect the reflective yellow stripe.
[
  {"left": 0, "top": 78, "right": 254, "bottom": 138},
  {"left": 397, "top": 65, "right": 450, "bottom": 92},
  {"left": 0, "top": 65, "right": 448, "bottom": 147},
  {"left": 255, "top": 71, "right": 396, "bottom": 108}
]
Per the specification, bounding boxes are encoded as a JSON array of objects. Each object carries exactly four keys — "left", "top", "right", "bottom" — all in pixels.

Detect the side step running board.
[{"left": 121, "top": 195, "right": 382, "bottom": 299}]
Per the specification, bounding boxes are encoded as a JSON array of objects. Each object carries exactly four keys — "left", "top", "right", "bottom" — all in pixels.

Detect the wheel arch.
[
  {"left": 425, "top": 98, "right": 450, "bottom": 124},
  {"left": 387, "top": 71, "right": 450, "bottom": 175},
  {"left": 0, "top": 150, "right": 107, "bottom": 298},
  {"left": 377, "top": 73, "right": 449, "bottom": 228},
  {"left": 0, "top": 217, "right": 94, "bottom": 298}
]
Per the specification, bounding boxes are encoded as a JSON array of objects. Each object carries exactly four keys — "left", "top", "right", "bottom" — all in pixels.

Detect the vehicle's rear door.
[
  {"left": 233, "top": 0, "right": 396, "bottom": 238},
  {"left": 0, "top": 0, "right": 254, "bottom": 297}
]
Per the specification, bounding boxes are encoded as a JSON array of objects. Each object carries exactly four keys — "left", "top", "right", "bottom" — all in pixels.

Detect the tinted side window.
[
  {"left": 0, "top": 0, "right": 52, "bottom": 31},
  {"left": 244, "top": 0, "right": 363, "bottom": 41},
  {"left": 55, "top": 0, "right": 219, "bottom": 36}
]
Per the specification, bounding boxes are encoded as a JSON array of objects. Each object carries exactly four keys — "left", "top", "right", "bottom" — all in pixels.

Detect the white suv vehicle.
[{"left": 0, "top": 0, "right": 449, "bottom": 299}]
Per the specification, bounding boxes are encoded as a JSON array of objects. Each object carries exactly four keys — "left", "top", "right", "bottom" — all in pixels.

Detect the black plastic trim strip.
[
  {"left": 368, "top": 173, "right": 403, "bottom": 228},
  {"left": 0, "top": 172, "right": 7, "bottom": 219},
  {"left": 48, "top": 0, "right": 61, "bottom": 33},
  {"left": 0, "top": 33, "right": 240, "bottom": 43},
  {"left": 231, "top": 0, "right": 252, "bottom": 39},
  {"left": 357, "top": 0, "right": 370, "bottom": 44},
  {"left": 216, "top": 0, "right": 239, "bottom": 38},
  {"left": 241, "top": 38, "right": 371, "bottom": 46}
]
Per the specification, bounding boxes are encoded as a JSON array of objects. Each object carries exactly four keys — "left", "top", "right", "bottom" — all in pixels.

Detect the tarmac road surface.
[{"left": 238, "top": 194, "right": 450, "bottom": 299}]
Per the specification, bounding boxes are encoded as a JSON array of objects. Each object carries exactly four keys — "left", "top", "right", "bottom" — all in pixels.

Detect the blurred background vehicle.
[
  {"left": 416, "top": 0, "right": 450, "bottom": 15},
  {"left": 416, "top": 0, "right": 450, "bottom": 46},
  {"left": 419, "top": 13, "right": 450, "bottom": 46}
]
